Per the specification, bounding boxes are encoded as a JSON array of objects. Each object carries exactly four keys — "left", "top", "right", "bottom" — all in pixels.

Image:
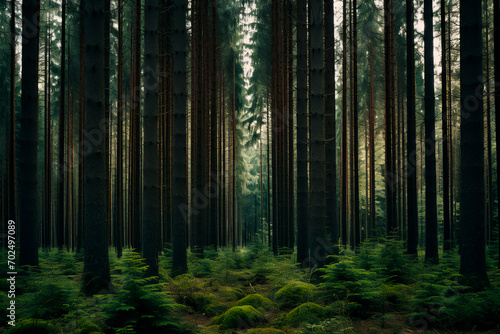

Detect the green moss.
[
  {"left": 274, "top": 281, "right": 315, "bottom": 309},
  {"left": 236, "top": 294, "right": 274, "bottom": 311},
  {"left": 285, "top": 302, "right": 325, "bottom": 327},
  {"left": 217, "top": 286, "right": 245, "bottom": 301},
  {"left": 213, "top": 305, "right": 266, "bottom": 330},
  {"left": 203, "top": 302, "right": 231, "bottom": 317},
  {"left": 245, "top": 328, "right": 286, "bottom": 334}
]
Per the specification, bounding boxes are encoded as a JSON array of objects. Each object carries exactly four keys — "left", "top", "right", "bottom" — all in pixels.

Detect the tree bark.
[
  {"left": 82, "top": 0, "right": 111, "bottom": 295},
  {"left": 459, "top": 0, "right": 489, "bottom": 286},
  {"left": 19, "top": 0, "right": 40, "bottom": 267}
]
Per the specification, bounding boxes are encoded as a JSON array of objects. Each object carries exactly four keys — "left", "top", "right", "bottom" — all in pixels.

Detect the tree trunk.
[
  {"left": 459, "top": 0, "right": 489, "bottom": 286},
  {"left": 57, "top": 0, "right": 67, "bottom": 249},
  {"left": 407, "top": 0, "right": 418, "bottom": 255},
  {"left": 494, "top": 0, "right": 500, "bottom": 269},
  {"left": 82, "top": 0, "right": 111, "bottom": 295},
  {"left": 143, "top": 0, "right": 160, "bottom": 278},
  {"left": 352, "top": 0, "right": 360, "bottom": 248},
  {"left": 115, "top": 0, "right": 123, "bottom": 258},
  {"left": 296, "top": 0, "right": 308, "bottom": 264},
  {"left": 424, "top": 0, "right": 438, "bottom": 263},
  {"left": 324, "top": 0, "right": 338, "bottom": 250},
  {"left": 341, "top": 0, "right": 348, "bottom": 246},
  {"left": 171, "top": 0, "right": 188, "bottom": 277},
  {"left": 442, "top": 0, "right": 451, "bottom": 252},
  {"left": 19, "top": 0, "right": 40, "bottom": 267},
  {"left": 309, "top": 0, "right": 325, "bottom": 269}
]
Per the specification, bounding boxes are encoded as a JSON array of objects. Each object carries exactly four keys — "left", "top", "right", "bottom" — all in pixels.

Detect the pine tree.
[
  {"left": 171, "top": 0, "right": 188, "bottom": 277},
  {"left": 82, "top": 0, "right": 111, "bottom": 295},
  {"left": 18, "top": 0, "right": 40, "bottom": 267},
  {"left": 459, "top": 0, "right": 489, "bottom": 287}
]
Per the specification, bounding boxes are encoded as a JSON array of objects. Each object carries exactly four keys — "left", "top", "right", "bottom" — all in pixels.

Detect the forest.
[{"left": 1, "top": 0, "right": 500, "bottom": 332}]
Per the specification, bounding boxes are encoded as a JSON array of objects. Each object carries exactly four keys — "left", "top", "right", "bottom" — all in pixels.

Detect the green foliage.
[
  {"left": 285, "top": 302, "right": 326, "bottom": 327},
  {"left": 298, "top": 317, "right": 354, "bottom": 334},
  {"left": 27, "top": 282, "right": 73, "bottom": 319},
  {"left": 212, "top": 305, "right": 266, "bottom": 330},
  {"left": 236, "top": 293, "right": 274, "bottom": 311},
  {"left": 273, "top": 281, "right": 316, "bottom": 309},
  {"left": 73, "top": 322, "right": 103, "bottom": 334},
  {"left": 104, "top": 250, "right": 182, "bottom": 333},
  {"left": 319, "top": 254, "right": 382, "bottom": 306},
  {"left": 245, "top": 328, "right": 286, "bottom": 334},
  {"left": 5, "top": 319, "right": 58, "bottom": 334},
  {"left": 378, "top": 238, "right": 409, "bottom": 283}
]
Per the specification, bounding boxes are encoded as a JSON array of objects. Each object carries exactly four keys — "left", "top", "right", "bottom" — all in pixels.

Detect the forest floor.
[{"left": 1, "top": 240, "right": 500, "bottom": 333}]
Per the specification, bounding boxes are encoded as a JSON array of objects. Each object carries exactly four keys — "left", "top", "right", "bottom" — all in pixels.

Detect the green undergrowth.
[{"left": 1, "top": 240, "right": 499, "bottom": 333}]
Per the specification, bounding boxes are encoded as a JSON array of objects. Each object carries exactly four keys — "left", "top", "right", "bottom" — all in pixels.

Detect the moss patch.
[
  {"left": 285, "top": 302, "right": 326, "bottom": 327},
  {"left": 213, "top": 305, "right": 266, "bottom": 330},
  {"left": 274, "top": 281, "right": 315, "bottom": 309},
  {"left": 236, "top": 294, "right": 274, "bottom": 311}
]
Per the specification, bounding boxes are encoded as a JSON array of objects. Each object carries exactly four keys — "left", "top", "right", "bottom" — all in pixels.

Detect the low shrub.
[
  {"left": 236, "top": 294, "right": 274, "bottom": 311},
  {"left": 274, "top": 281, "right": 315, "bottom": 309},
  {"left": 212, "top": 305, "right": 266, "bottom": 330},
  {"left": 285, "top": 302, "right": 326, "bottom": 327}
]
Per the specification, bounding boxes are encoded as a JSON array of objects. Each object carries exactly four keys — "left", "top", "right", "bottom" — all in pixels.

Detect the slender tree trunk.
[
  {"left": 296, "top": 0, "right": 308, "bottom": 264},
  {"left": 341, "top": 0, "right": 348, "bottom": 246},
  {"left": 77, "top": 0, "right": 85, "bottom": 253},
  {"left": 57, "top": 0, "right": 67, "bottom": 249},
  {"left": 369, "top": 41, "right": 375, "bottom": 237},
  {"left": 82, "top": 0, "right": 111, "bottom": 295},
  {"left": 324, "top": 0, "right": 338, "bottom": 250},
  {"left": 494, "top": 0, "right": 500, "bottom": 269},
  {"left": 352, "top": 0, "right": 360, "bottom": 248},
  {"left": 8, "top": 0, "right": 17, "bottom": 224},
  {"left": 424, "top": 0, "right": 438, "bottom": 263},
  {"left": 115, "top": 0, "right": 123, "bottom": 258},
  {"left": 19, "top": 0, "right": 40, "bottom": 267},
  {"left": 384, "top": 0, "right": 396, "bottom": 236},
  {"left": 484, "top": 0, "right": 493, "bottom": 244},
  {"left": 459, "top": 0, "right": 489, "bottom": 286},
  {"left": 171, "top": 0, "right": 188, "bottom": 277},
  {"left": 309, "top": 0, "right": 325, "bottom": 269},
  {"left": 43, "top": 16, "right": 51, "bottom": 248},
  {"left": 104, "top": 0, "right": 111, "bottom": 247},
  {"left": 407, "top": 0, "right": 418, "bottom": 255},
  {"left": 143, "top": 0, "right": 160, "bottom": 278},
  {"left": 442, "top": 0, "right": 451, "bottom": 252}
]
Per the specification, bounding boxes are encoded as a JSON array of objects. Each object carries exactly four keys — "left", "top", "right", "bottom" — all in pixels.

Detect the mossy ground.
[{"left": 1, "top": 243, "right": 500, "bottom": 333}]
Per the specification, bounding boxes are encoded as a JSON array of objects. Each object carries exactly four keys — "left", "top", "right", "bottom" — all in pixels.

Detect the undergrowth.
[{"left": 1, "top": 239, "right": 499, "bottom": 333}]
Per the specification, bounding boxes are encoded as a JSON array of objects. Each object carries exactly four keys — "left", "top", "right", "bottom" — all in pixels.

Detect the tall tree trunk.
[
  {"left": 296, "top": 0, "right": 308, "bottom": 264},
  {"left": 104, "top": 0, "right": 111, "bottom": 247},
  {"left": 494, "top": 0, "right": 500, "bottom": 269},
  {"left": 43, "top": 20, "right": 51, "bottom": 248},
  {"left": 407, "top": 0, "right": 418, "bottom": 255},
  {"left": 8, "top": 0, "right": 17, "bottom": 224},
  {"left": 324, "top": 0, "right": 338, "bottom": 249},
  {"left": 424, "top": 0, "right": 438, "bottom": 263},
  {"left": 352, "top": 0, "right": 359, "bottom": 248},
  {"left": 57, "top": 0, "right": 67, "bottom": 249},
  {"left": 143, "top": 0, "right": 160, "bottom": 278},
  {"left": 82, "top": 0, "right": 111, "bottom": 296},
  {"left": 484, "top": 0, "right": 493, "bottom": 244},
  {"left": 18, "top": 0, "right": 40, "bottom": 267},
  {"left": 171, "top": 0, "right": 188, "bottom": 277},
  {"left": 459, "top": 0, "right": 489, "bottom": 286},
  {"left": 384, "top": 0, "right": 396, "bottom": 236},
  {"left": 77, "top": 0, "right": 85, "bottom": 253},
  {"left": 341, "top": 0, "right": 348, "bottom": 245},
  {"left": 309, "top": 0, "right": 325, "bottom": 269},
  {"left": 442, "top": 0, "right": 451, "bottom": 252},
  {"left": 115, "top": 0, "right": 123, "bottom": 258},
  {"left": 369, "top": 41, "right": 375, "bottom": 237}
]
